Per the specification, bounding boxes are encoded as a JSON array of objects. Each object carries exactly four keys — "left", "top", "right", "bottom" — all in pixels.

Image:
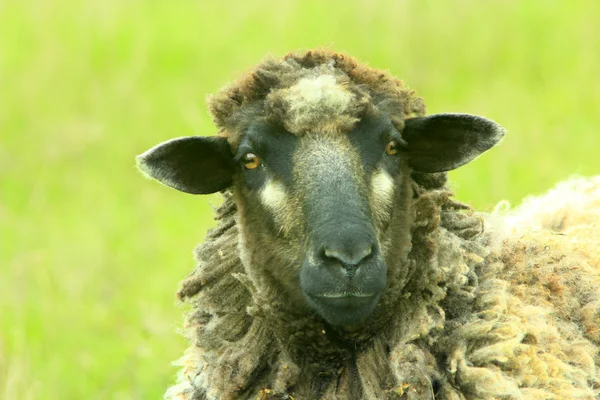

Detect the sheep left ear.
[
  {"left": 402, "top": 113, "right": 506, "bottom": 173},
  {"left": 136, "top": 136, "right": 235, "bottom": 194}
]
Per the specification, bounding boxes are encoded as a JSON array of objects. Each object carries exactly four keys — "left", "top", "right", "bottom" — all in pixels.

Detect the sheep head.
[{"left": 137, "top": 50, "right": 505, "bottom": 327}]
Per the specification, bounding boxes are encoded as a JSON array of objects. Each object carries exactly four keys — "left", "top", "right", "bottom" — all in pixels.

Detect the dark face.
[
  {"left": 137, "top": 111, "right": 505, "bottom": 327},
  {"left": 232, "top": 114, "right": 406, "bottom": 326}
]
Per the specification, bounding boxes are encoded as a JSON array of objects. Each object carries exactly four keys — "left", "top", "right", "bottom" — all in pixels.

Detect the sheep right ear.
[
  {"left": 402, "top": 113, "right": 506, "bottom": 173},
  {"left": 136, "top": 136, "right": 235, "bottom": 194}
]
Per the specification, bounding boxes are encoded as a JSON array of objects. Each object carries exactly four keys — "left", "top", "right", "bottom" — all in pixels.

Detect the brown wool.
[{"left": 207, "top": 50, "right": 425, "bottom": 144}]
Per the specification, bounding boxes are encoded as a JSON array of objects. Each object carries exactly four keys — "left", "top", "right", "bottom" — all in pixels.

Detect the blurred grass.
[{"left": 0, "top": 0, "right": 598, "bottom": 398}]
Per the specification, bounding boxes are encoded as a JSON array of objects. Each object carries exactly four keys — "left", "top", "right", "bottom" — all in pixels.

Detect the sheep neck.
[{"left": 173, "top": 175, "right": 487, "bottom": 399}]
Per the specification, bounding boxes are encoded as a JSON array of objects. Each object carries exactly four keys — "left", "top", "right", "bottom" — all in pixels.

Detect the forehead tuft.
[
  {"left": 287, "top": 75, "right": 351, "bottom": 111},
  {"left": 274, "top": 74, "right": 356, "bottom": 134},
  {"left": 207, "top": 49, "right": 426, "bottom": 139}
]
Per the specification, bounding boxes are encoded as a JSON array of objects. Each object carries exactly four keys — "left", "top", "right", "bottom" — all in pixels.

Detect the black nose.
[{"left": 320, "top": 236, "right": 375, "bottom": 278}]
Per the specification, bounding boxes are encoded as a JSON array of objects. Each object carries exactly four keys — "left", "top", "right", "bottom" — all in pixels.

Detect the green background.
[{"left": 1, "top": 0, "right": 598, "bottom": 398}]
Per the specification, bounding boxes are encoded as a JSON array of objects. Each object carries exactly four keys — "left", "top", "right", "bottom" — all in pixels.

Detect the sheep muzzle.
[{"left": 294, "top": 134, "right": 389, "bottom": 326}]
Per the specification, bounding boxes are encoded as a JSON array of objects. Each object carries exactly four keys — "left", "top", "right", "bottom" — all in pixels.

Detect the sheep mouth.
[
  {"left": 300, "top": 254, "right": 387, "bottom": 325},
  {"left": 313, "top": 292, "right": 375, "bottom": 299},
  {"left": 310, "top": 293, "right": 378, "bottom": 309},
  {"left": 309, "top": 293, "right": 378, "bottom": 308},
  {"left": 306, "top": 291, "right": 382, "bottom": 326}
]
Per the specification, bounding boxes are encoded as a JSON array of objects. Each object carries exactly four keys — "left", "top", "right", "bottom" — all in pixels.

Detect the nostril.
[
  {"left": 322, "top": 245, "right": 373, "bottom": 267},
  {"left": 323, "top": 248, "right": 342, "bottom": 263},
  {"left": 358, "top": 245, "right": 373, "bottom": 261},
  {"left": 323, "top": 248, "right": 339, "bottom": 262}
]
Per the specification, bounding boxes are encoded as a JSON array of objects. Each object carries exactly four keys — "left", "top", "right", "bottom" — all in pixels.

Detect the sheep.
[{"left": 136, "top": 50, "right": 600, "bottom": 399}]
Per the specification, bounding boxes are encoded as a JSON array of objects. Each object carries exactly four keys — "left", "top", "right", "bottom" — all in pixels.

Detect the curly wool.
[
  {"left": 474, "top": 176, "right": 600, "bottom": 399},
  {"left": 208, "top": 50, "right": 425, "bottom": 141}
]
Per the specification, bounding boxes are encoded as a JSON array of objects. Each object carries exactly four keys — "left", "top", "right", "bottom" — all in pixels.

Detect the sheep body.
[{"left": 137, "top": 51, "right": 599, "bottom": 399}]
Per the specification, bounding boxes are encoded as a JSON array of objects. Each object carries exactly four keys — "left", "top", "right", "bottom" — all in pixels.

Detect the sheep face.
[
  {"left": 233, "top": 113, "right": 401, "bottom": 326},
  {"left": 137, "top": 110, "right": 505, "bottom": 327}
]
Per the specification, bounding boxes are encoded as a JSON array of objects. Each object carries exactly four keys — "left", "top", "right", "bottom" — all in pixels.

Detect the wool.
[
  {"left": 161, "top": 51, "right": 599, "bottom": 399},
  {"left": 208, "top": 50, "right": 425, "bottom": 144},
  {"left": 442, "top": 176, "right": 600, "bottom": 399}
]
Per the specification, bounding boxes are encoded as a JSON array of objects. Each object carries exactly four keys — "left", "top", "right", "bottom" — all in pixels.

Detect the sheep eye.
[
  {"left": 241, "top": 153, "right": 261, "bottom": 169},
  {"left": 385, "top": 140, "right": 399, "bottom": 155}
]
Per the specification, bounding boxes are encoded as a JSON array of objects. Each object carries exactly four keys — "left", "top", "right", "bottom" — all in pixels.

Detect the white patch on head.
[
  {"left": 371, "top": 169, "right": 395, "bottom": 224},
  {"left": 288, "top": 75, "right": 352, "bottom": 111},
  {"left": 284, "top": 75, "right": 355, "bottom": 133}
]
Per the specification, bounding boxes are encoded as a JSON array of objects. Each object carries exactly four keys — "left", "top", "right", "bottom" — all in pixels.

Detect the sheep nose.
[{"left": 322, "top": 243, "right": 374, "bottom": 278}]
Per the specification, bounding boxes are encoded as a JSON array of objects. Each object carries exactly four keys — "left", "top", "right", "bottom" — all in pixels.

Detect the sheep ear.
[
  {"left": 136, "top": 136, "right": 235, "bottom": 194},
  {"left": 402, "top": 113, "right": 506, "bottom": 173}
]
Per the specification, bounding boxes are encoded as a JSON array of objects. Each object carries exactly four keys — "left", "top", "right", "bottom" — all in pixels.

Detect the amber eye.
[
  {"left": 241, "top": 153, "right": 261, "bottom": 169},
  {"left": 385, "top": 140, "right": 399, "bottom": 155}
]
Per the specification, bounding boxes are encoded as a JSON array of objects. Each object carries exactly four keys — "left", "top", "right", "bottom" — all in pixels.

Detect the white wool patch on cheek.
[
  {"left": 260, "top": 179, "right": 288, "bottom": 214},
  {"left": 259, "top": 179, "right": 297, "bottom": 236},
  {"left": 371, "top": 169, "right": 395, "bottom": 223}
]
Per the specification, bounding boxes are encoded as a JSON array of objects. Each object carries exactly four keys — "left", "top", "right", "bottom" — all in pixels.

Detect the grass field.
[{"left": 1, "top": 0, "right": 598, "bottom": 398}]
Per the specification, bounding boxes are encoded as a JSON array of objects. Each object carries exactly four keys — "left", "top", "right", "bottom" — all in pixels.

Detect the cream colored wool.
[{"left": 458, "top": 176, "right": 600, "bottom": 399}]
